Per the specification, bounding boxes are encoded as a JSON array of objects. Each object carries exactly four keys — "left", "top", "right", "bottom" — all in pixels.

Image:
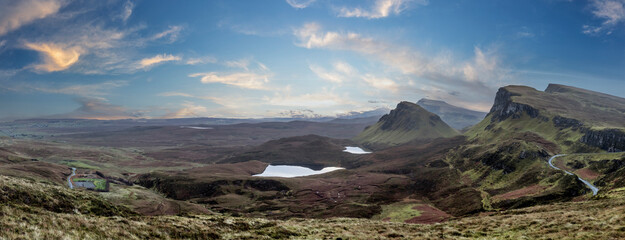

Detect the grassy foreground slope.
[
  {"left": 2, "top": 174, "right": 625, "bottom": 239},
  {"left": 355, "top": 101, "right": 458, "bottom": 149}
]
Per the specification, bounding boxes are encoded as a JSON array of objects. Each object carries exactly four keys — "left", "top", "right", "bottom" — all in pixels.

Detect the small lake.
[
  {"left": 180, "top": 126, "right": 213, "bottom": 130},
  {"left": 254, "top": 165, "right": 344, "bottom": 178},
  {"left": 343, "top": 146, "right": 371, "bottom": 154}
]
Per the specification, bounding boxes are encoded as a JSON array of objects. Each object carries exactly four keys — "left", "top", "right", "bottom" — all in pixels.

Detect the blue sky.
[{"left": 0, "top": 0, "right": 624, "bottom": 120}]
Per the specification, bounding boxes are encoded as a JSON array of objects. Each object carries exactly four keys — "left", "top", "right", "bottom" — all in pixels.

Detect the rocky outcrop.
[
  {"left": 580, "top": 129, "right": 625, "bottom": 152},
  {"left": 489, "top": 88, "right": 540, "bottom": 122},
  {"left": 552, "top": 116, "right": 584, "bottom": 130}
]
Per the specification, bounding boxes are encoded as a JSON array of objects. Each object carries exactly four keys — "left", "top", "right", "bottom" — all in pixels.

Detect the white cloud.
[
  {"left": 294, "top": 22, "right": 508, "bottom": 112},
  {"left": 286, "top": 0, "right": 316, "bottom": 9},
  {"left": 186, "top": 56, "right": 217, "bottom": 65},
  {"left": 190, "top": 61, "right": 272, "bottom": 90},
  {"left": 190, "top": 72, "right": 270, "bottom": 90},
  {"left": 164, "top": 101, "right": 208, "bottom": 118},
  {"left": 362, "top": 74, "right": 399, "bottom": 92},
  {"left": 584, "top": 0, "right": 625, "bottom": 35},
  {"left": 337, "top": 0, "right": 427, "bottom": 19},
  {"left": 138, "top": 54, "right": 181, "bottom": 69},
  {"left": 225, "top": 58, "right": 251, "bottom": 70},
  {"left": 23, "top": 42, "right": 83, "bottom": 72},
  {"left": 152, "top": 25, "right": 183, "bottom": 42},
  {"left": 0, "top": 0, "right": 63, "bottom": 36},
  {"left": 309, "top": 64, "right": 347, "bottom": 83},
  {"left": 294, "top": 22, "right": 428, "bottom": 75},
  {"left": 333, "top": 61, "right": 356, "bottom": 75}
]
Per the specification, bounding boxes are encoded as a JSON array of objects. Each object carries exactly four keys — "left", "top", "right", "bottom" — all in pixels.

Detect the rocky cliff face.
[
  {"left": 484, "top": 86, "right": 625, "bottom": 153},
  {"left": 552, "top": 116, "right": 584, "bottom": 130},
  {"left": 580, "top": 129, "right": 625, "bottom": 152},
  {"left": 488, "top": 88, "right": 540, "bottom": 122}
]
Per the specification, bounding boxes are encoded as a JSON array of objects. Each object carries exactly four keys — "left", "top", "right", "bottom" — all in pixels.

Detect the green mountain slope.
[
  {"left": 354, "top": 101, "right": 459, "bottom": 149},
  {"left": 466, "top": 84, "right": 625, "bottom": 153},
  {"left": 450, "top": 84, "right": 625, "bottom": 209}
]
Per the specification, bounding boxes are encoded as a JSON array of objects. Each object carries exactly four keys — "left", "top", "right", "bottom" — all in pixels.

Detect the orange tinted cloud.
[{"left": 24, "top": 42, "right": 83, "bottom": 72}]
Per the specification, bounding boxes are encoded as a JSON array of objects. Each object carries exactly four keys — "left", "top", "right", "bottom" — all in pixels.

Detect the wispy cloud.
[
  {"left": 337, "top": 0, "right": 427, "bottom": 19},
  {"left": 309, "top": 61, "right": 356, "bottom": 84},
  {"left": 151, "top": 25, "right": 183, "bottom": 42},
  {"left": 119, "top": 0, "right": 134, "bottom": 22},
  {"left": 362, "top": 74, "right": 399, "bottom": 92},
  {"left": 0, "top": 0, "right": 63, "bottom": 36},
  {"left": 138, "top": 54, "right": 181, "bottom": 69},
  {"left": 23, "top": 42, "right": 83, "bottom": 72},
  {"left": 186, "top": 56, "right": 217, "bottom": 65},
  {"left": 286, "top": 0, "right": 316, "bottom": 9},
  {"left": 190, "top": 72, "right": 270, "bottom": 90},
  {"left": 8, "top": 1, "right": 186, "bottom": 74},
  {"left": 32, "top": 80, "right": 127, "bottom": 97},
  {"left": 225, "top": 58, "right": 251, "bottom": 70},
  {"left": 163, "top": 101, "right": 208, "bottom": 118},
  {"left": 309, "top": 61, "right": 401, "bottom": 92},
  {"left": 263, "top": 88, "right": 355, "bottom": 107},
  {"left": 294, "top": 22, "right": 508, "bottom": 112},
  {"left": 516, "top": 26, "right": 535, "bottom": 38},
  {"left": 4, "top": 80, "right": 128, "bottom": 100},
  {"left": 583, "top": 0, "right": 625, "bottom": 35},
  {"left": 190, "top": 60, "right": 272, "bottom": 90}
]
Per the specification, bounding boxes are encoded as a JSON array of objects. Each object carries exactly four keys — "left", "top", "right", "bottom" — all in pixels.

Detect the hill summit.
[{"left": 354, "top": 101, "right": 458, "bottom": 149}]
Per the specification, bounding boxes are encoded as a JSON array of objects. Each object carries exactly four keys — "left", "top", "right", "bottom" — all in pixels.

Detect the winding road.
[
  {"left": 67, "top": 167, "right": 76, "bottom": 189},
  {"left": 548, "top": 154, "right": 599, "bottom": 196}
]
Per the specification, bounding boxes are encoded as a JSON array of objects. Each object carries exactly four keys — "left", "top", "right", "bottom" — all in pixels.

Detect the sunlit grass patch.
[{"left": 373, "top": 201, "right": 422, "bottom": 223}]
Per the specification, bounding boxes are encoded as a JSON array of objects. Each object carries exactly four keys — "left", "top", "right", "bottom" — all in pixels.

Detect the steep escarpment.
[
  {"left": 580, "top": 129, "right": 625, "bottom": 152},
  {"left": 354, "top": 101, "right": 459, "bottom": 149},
  {"left": 487, "top": 86, "right": 541, "bottom": 122},
  {"left": 456, "top": 84, "right": 625, "bottom": 209},
  {"left": 469, "top": 84, "right": 625, "bottom": 153}
]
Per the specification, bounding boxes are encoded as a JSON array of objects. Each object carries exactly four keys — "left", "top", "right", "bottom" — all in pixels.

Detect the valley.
[{"left": 1, "top": 83, "right": 624, "bottom": 239}]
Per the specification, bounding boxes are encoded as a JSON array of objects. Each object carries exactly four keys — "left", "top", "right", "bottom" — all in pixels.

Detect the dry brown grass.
[{"left": 2, "top": 173, "right": 625, "bottom": 239}]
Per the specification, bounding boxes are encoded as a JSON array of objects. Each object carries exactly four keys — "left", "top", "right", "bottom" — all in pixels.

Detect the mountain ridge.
[{"left": 354, "top": 101, "right": 459, "bottom": 149}]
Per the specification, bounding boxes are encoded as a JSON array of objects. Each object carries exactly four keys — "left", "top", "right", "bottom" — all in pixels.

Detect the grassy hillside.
[
  {"left": 2, "top": 173, "right": 625, "bottom": 239},
  {"left": 447, "top": 84, "right": 625, "bottom": 210},
  {"left": 354, "top": 101, "right": 459, "bottom": 149},
  {"left": 220, "top": 134, "right": 363, "bottom": 170}
]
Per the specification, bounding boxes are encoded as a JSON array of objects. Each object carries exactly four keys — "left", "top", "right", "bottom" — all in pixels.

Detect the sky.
[{"left": 0, "top": 0, "right": 624, "bottom": 120}]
